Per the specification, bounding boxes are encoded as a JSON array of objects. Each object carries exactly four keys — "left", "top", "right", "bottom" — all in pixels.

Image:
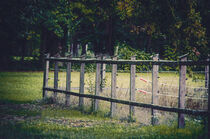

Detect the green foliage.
[
  {"left": 86, "top": 64, "right": 95, "bottom": 95},
  {"left": 118, "top": 43, "right": 153, "bottom": 71},
  {"left": 164, "top": 1, "right": 208, "bottom": 60},
  {"left": 116, "top": 0, "right": 135, "bottom": 20},
  {"left": 85, "top": 64, "right": 95, "bottom": 111},
  {"left": 163, "top": 45, "right": 178, "bottom": 61},
  {"left": 1, "top": 0, "right": 209, "bottom": 71}
]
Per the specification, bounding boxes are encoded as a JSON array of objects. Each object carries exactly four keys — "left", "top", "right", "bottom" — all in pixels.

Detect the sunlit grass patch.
[{"left": 0, "top": 72, "right": 43, "bottom": 103}]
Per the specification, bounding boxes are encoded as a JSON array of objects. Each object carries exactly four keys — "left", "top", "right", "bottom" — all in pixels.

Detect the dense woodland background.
[{"left": 0, "top": 0, "right": 209, "bottom": 70}]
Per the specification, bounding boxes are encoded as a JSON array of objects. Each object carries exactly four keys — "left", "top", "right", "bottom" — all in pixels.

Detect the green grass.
[
  {"left": 0, "top": 72, "right": 43, "bottom": 104},
  {"left": 0, "top": 121, "right": 205, "bottom": 139},
  {"left": 0, "top": 72, "right": 207, "bottom": 138},
  {"left": 0, "top": 113, "right": 206, "bottom": 139}
]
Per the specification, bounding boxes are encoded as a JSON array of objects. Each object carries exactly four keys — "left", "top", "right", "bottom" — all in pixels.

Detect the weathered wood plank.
[
  {"left": 65, "top": 55, "right": 71, "bottom": 106},
  {"left": 205, "top": 55, "right": 209, "bottom": 88},
  {"left": 45, "top": 57, "right": 209, "bottom": 66},
  {"left": 205, "top": 55, "right": 209, "bottom": 138},
  {"left": 54, "top": 60, "right": 59, "bottom": 102},
  {"left": 111, "top": 56, "right": 117, "bottom": 117},
  {"left": 100, "top": 55, "right": 106, "bottom": 92},
  {"left": 178, "top": 55, "right": 187, "bottom": 128},
  {"left": 94, "top": 56, "right": 101, "bottom": 111},
  {"left": 152, "top": 54, "right": 159, "bottom": 125},
  {"left": 208, "top": 55, "right": 210, "bottom": 137},
  {"left": 130, "top": 56, "right": 136, "bottom": 120},
  {"left": 43, "top": 53, "right": 50, "bottom": 98},
  {"left": 79, "top": 55, "right": 85, "bottom": 108},
  {"left": 44, "top": 87, "right": 208, "bottom": 116}
]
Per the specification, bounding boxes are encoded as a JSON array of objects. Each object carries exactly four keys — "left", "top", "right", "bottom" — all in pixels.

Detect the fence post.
[
  {"left": 206, "top": 55, "right": 209, "bottom": 138},
  {"left": 94, "top": 55, "right": 101, "bottom": 111},
  {"left": 100, "top": 55, "right": 106, "bottom": 92},
  {"left": 205, "top": 55, "right": 209, "bottom": 88},
  {"left": 129, "top": 56, "right": 136, "bottom": 121},
  {"left": 43, "top": 53, "right": 50, "bottom": 98},
  {"left": 178, "top": 54, "right": 187, "bottom": 128},
  {"left": 151, "top": 54, "right": 159, "bottom": 125},
  {"left": 79, "top": 55, "right": 85, "bottom": 108},
  {"left": 66, "top": 55, "right": 72, "bottom": 106},
  {"left": 111, "top": 56, "right": 117, "bottom": 117},
  {"left": 54, "top": 59, "right": 59, "bottom": 102},
  {"left": 208, "top": 55, "right": 210, "bottom": 137}
]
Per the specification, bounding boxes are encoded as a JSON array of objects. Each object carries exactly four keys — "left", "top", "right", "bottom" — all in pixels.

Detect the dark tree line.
[{"left": 0, "top": 0, "right": 209, "bottom": 70}]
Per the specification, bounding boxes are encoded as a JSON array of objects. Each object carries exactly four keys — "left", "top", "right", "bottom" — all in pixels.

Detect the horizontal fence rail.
[
  {"left": 46, "top": 57, "right": 209, "bottom": 66},
  {"left": 44, "top": 87, "right": 208, "bottom": 116}
]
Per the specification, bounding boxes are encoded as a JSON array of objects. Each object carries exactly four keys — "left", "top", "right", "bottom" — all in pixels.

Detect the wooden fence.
[{"left": 42, "top": 54, "right": 210, "bottom": 135}]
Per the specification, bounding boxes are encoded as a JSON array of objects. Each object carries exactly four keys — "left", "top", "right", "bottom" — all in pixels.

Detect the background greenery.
[{"left": 1, "top": 0, "right": 209, "bottom": 71}]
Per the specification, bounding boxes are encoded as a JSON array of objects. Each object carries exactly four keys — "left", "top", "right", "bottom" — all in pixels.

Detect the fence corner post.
[
  {"left": 43, "top": 53, "right": 50, "bottom": 99},
  {"left": 178, "top": 54, "right": 188, "bottom": 128},
  {"left": 151, "top": 54, "right": 159, "bottom": 125},
  {"left": 129, "top": 55, "right": 136, "bottom": 121},
  {"left": 66, "top": 54, "right": 72, "bottom": 106},
  {"left": 79, "top": 55, "right": 85, "bottom": 109},
  {"left": 110, "top": 56, "right": 117, "bottom": 117}
]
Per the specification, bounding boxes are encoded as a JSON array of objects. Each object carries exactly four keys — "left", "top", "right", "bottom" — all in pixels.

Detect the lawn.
[{"left": 0, "top": 72, "right": 207, "bottom": 138}]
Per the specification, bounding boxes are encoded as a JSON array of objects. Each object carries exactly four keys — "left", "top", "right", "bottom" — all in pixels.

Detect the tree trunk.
[
  {"left": 39, "top": 27, "right": 47, "bottom": 67},
  {"left": 146, "top": 35, "right": 152, "bottom": 52},
  {"left": 106, "top": 17, "right": 114, "bottom": 56},
  {"left": 81, "top": 44, "right": 87, "bottom": 55},
  {"left": 61, "top": 25, "right": 68, "bottom": 56},
  {"left": 21, "top": 39, "right": 26, "bottom": 63},
  {"left": 70, "top": 43, "right": 73, "bottom": 55},
  {"left": 73, "top": 42, "right": 79, "bottom": 57}
]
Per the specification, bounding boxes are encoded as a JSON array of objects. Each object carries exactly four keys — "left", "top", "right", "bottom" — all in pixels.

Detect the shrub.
[{"left": 117, "top": 43, "right": 153, "bottom": 72}]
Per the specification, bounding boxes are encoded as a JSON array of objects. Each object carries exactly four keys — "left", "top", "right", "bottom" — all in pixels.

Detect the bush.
[{"left": 117, "top": 43, "right": 153, "bottom": 72}]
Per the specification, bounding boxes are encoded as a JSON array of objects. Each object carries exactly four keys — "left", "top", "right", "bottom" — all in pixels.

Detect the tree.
[
  {"left": 116, "top": 0, "right": 208, "bottom": 60},
  {"left": 0, "top": 0, "right": 209, "bottom": 71},
  {"left": 0, "top": 0, "right": 30, "bottom": 69}
]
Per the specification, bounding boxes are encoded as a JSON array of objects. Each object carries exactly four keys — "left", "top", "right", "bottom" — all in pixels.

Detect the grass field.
[{"left": 0, "top": 72, "right": 208, "bottom": 138}]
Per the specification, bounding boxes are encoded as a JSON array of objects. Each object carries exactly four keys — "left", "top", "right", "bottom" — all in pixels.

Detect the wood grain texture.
[
  {"left": 94, "top": 56, "right": 101, "bottom": 111},
  {"left": 152, "top": 54, "right": 159, "bottom": 125},
  {"left": 130, "top": 56, "right": 136, "bottom": 119},
  {"left": 111, "top": 56, "right": 117, "bottom": 117},
  {"left": 79, "top": 56, "right": 85, "bottom": 108},
  {"left": 43, "top": 53, "right": 50, "bottom": 98},
  {"left": 66, "top": 55, "right": 72, "bottom": 106},
  {"left": 178, "top": 56, "right": 187, "bottom": 128}
]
